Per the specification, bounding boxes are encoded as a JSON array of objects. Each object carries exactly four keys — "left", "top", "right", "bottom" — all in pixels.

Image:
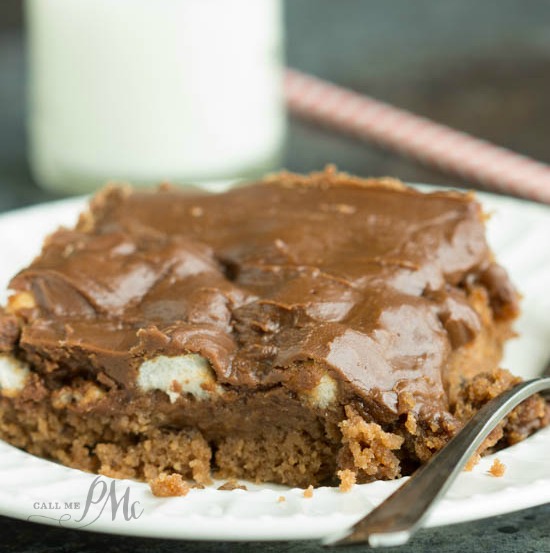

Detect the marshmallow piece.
[
  {"left": 0, "top": 355, "right": 30, "bottom": 397},
  {"left": 137, "top": 354, "right": 220, "bottom": 403}
]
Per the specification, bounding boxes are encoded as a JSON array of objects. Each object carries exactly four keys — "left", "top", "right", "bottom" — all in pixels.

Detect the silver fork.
[{"left": 324, "top": 366, "right": 550, "bottom": 548}]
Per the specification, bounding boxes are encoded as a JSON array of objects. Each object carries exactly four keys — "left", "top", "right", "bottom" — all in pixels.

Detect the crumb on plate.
[
  {"left": 217, "top": 479, "right": 247, "bottom": 491},
  {"left": 338, "top": 469, "right": 356, "bottom": 493},
  {"left": 149, "top": 473, "right": 190, "bottom": 497},
  {"left": 488, "top": 458, "right": 506, "bottom": 477}
]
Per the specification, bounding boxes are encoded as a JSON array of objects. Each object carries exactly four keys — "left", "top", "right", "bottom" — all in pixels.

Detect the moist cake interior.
[{"left": 0, "top": 168, "right": 547, "bottom": 487}]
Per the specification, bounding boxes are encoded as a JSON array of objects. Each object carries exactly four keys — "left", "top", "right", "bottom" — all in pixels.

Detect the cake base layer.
[
  {"left": 0, "top": 368, "right": 546, "bottom": 488},
  {"left": 1, "top": 315, "right": 547, "bottom": 488}
]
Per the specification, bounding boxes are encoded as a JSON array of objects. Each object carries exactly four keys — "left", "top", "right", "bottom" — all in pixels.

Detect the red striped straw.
[{"left": 284, "top": 68, "right": 550, "bottom": 204}]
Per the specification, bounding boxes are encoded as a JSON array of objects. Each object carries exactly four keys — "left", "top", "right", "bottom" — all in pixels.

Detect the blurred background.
[{"left": 0, "top": 0, "right": 549, "bottom": 211}]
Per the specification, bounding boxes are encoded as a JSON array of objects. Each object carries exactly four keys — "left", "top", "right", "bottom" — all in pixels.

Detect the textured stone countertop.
[{"left": 0, "top": 1, "right": 549, "bottom": 551}]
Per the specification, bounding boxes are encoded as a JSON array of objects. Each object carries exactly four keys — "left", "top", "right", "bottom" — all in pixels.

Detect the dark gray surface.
[
  {"left": 2, "top": 504, "right": 550, "bottom": 553},
  {"left": 0, "top": 1, "right": 550, "bottom": 551}
]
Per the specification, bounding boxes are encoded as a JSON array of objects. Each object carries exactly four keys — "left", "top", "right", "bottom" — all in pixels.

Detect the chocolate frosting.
[{"left": 7, "top": 169, "right": 518, "bottom": 420}]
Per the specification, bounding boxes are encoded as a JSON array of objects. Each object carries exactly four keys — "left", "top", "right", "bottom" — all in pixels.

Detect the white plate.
[{"left": 0, "top": 187, "right": 549, "bottom": 541}]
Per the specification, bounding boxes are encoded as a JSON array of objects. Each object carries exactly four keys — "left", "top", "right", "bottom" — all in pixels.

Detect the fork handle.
[{"left": 325, "top": 377, "right": 550, "bottom": 548}]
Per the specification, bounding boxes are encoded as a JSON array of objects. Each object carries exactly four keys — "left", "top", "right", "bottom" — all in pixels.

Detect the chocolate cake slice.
[{"left": 0, "top": 168, "right": 547, "bottom": 487}]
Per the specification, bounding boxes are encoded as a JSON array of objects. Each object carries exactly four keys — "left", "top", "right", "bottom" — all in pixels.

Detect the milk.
[{"left": 26, "top": 0, "right": 285, "bottom": 193}]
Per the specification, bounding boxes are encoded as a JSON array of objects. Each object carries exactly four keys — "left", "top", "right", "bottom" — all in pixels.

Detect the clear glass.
[{"left": 26, "top": 0, "right": 285, "bottom": 194}]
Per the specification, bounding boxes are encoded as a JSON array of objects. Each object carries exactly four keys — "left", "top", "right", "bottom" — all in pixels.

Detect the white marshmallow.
[
  {"left": 137, "top": 354, "right": 220, "bottom": 403},
  {"left": 306, "top": 374, "right": 337, "bottom": 408},
  {"left": 0, "top": 355, "right": 30, "bottom": 396}
]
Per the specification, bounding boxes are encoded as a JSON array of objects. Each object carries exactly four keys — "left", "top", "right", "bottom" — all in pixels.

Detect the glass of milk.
[{"left": 25, "top": 0, "right": 285, "bottom": 194}]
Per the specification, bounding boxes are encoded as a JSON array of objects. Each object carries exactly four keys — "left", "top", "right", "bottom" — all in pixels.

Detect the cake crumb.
[
  {"left": 217, "top": 479, "right": 247, "bottom": 491},
  {"left": 488, "top": 458, "right": 506, "bottom": 477},
  {"left": 303, "top": 485, "right": 314, "bottom": 498},
  {"left": 337, "top": 469, "right": 356, "bottom": 493},
  {"left": 464, "top": 453, "right": 481, "bottom": 472},
  {"left": 339, "top": 406, "right": 404, "bottom": 480},
  {"left": 405, "top": 412, "right": 418, "bottom": 435},
  {"left": 149, "top": 473, "right": 190, "bottom": 497},
  {"left": 277, "top": 496, "right": 286, "bottom": 503}
]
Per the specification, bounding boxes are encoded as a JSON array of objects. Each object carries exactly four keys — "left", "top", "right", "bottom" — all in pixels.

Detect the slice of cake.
[{"left": 0, "top": 168, "right": 547, "bottom": 487}]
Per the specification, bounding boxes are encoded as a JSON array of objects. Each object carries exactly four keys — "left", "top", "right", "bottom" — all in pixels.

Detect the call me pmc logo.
[{"left": 28, "top": 476, "right": 143, "bottom": 528}]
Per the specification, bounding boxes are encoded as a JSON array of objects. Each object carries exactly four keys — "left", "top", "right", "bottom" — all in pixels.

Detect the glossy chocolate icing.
[{"left": 7, "top": 169, "right": 518, "bottom": 421}]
